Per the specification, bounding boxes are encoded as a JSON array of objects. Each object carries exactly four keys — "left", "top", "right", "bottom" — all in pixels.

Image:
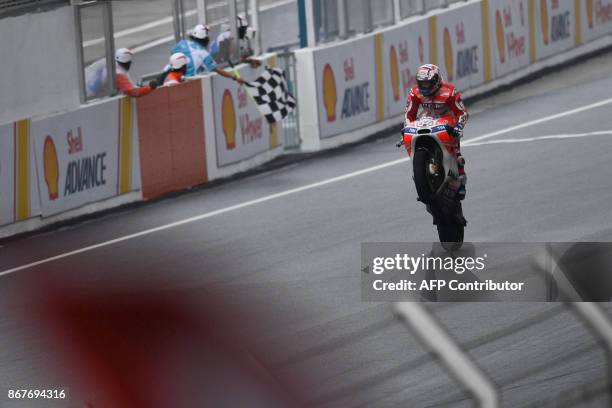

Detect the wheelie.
[{"left": 398, "top": 64, "right": 469, "bottom": 250}]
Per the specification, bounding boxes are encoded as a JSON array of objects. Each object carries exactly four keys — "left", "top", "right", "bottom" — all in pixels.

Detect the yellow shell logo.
[
  {"left": 221, "top": 90, "right": 236, "bottom": 150},
  {"left": 495, "top": 9, "right": 506, "bottom": 64},
  {"left": 541, "top": 0, "right": 549, "bottom": 45},
  {"left": 587, "top": 0, "right": 594, "bottom": 29},
  {"left": 43, "top": 136, "right": 59, "bottom": 200},
  {"left": 443, "top": 27, "right": 454, "bottom": 81},
  {"left": 390, "top": 45, "right": 400, "bottom": 102},
  {"left": 322, "top": 64, "right": 337, "bottom": 122}
]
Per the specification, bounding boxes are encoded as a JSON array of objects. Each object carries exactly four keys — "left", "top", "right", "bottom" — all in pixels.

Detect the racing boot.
[{"left": 457, "top": 154, "right": 466, "bottom": 200}]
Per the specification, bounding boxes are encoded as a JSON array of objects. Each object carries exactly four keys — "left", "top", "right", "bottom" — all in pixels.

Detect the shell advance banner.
[
  {"left": 213, "top": 57, "right": 284, "bottom": 167},
  {"left": 314, "top": 36, "right": 378, "bottom": 139},
  {"left": 434, "top": 2, "right": 487, "bottom": 92},
  {"left": 487, "top": 0, "right": 531, "bottom": 79},
  {"left": 0, "top": 124, "right": 14, "bottom": 226},
  {"left": 530, "top": 0, "right": 576, "bottom": 61},
  {"left": 31, "top": 101, "right": 121, "bottom": 217},
  {"left": 381, "top": 16, "right": 431, "bottom": 118},
  {"left": 580, "top": 0, "right": 612, "bottom": 43}
]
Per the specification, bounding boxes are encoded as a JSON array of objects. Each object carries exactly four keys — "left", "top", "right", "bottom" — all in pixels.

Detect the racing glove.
[
  {"left": 445, "top": 125, "right": 460, "bottom": 138},
  {"left": 453, "top": 127, "right": 463, "bottom": 139}
]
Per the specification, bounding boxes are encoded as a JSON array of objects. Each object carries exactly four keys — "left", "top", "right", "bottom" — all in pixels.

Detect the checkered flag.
[{"left": 245, "top": 67, "right": 296, "bottom": 123}]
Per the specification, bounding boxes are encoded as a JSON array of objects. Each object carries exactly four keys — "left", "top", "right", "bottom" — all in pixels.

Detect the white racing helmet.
[
  {"left": 416, "top": 64, "right": 442, "bottom": 96},
  {"left": 115, "top": 48, "right": 133, "bottom": 64},
  {"left": 169, "top": 52, "right": 188, "bottom": 70},
  {"left": 190, "top": 24, "right": 210, "bottom": 39}
]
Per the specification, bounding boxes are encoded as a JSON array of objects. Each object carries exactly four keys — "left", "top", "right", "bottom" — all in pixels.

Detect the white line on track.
[
  {"left": 0, "top": 158, "right": 407, "bottom": 277},
  {"left": 2, "top": 97, "right": 612, "bottom": 277},
  {"left": 464, "top": 130, "right": 612, "bottom": 147},
  {"left": 463, "top": 96, "right": 612, "bottom": 145}
]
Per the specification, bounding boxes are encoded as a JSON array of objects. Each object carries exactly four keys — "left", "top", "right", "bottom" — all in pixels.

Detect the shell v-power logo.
[
  {"left": 541, "top": 0, "right": 573, "bottom": 44},
  {"left": 587, "top": 0, "right": 612, "bottom": 29},
  {"left": 389, "top": 41, "right": 411, "bottom": 101},
  {"left": 222, "top": 89, "right": 236, "bottom": 150},
  {"left": 43, "top": 136, "right": 59, "bottom": 200},
  {"left": 322, "top": 63, "right": 337, "bottom": 122}
]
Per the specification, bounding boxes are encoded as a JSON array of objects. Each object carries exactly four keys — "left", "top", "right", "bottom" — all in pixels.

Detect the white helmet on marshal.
[
  {"left": 169, "top": 52, "right": 188, "bottom": 70},
  {"left": 190, "top": 24, "right": 210, "bottom": 39},
  {"left": 115, "top": 48, "right": 133, "bottom": 63}
]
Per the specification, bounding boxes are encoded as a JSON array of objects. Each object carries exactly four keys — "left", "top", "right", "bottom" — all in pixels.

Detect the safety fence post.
[
  {"left": 363, "top": 0, "right": 373, "bottom": 33},
  {"left": 229, "top": 0, "right": 240, "bottom": 62},
  {"left": 171, "top": 0, "right": 185, "bottom": 41},
  {"left": 305, "top": 0, "right": 316, "bottom": 46},
  {"left": 569, "top": 303, "right": 612, "bottom": 407},
  {"left": 393, "top": 0, "right": 401, "bottom": 23},
  {"left": 103, "top": 1, "right": 116, "bottom": 96},
  {"left": 73, "top": 4, "right": 86, "bottom": 103},
  {"left": 250, "top": 0, "right": 262, "bottom": 55},
  {"left": 535, "top": 246, "right": 612, "bottom": 406},
  {"left": 336, "top": 0, "right": 347, "bottom": 39},
  {"left": 196, "top": 0, "right": 207, "bottom": 25},
  {"left": 394, "top": 302, "right": 500, "bottom": 408}
]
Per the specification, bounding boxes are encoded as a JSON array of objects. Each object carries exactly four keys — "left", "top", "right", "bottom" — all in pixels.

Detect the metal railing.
[
  {"left": 313, "top": 0, "right": 469, "bottom": 45},
  {"left": 269, "top": 42, "right": 301, "bottom": 149},
  {"left": 75, "top": 0, "right": 116, "bottom": 102}
]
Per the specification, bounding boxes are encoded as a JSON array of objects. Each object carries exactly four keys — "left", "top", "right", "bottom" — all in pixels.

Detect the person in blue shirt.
[{"left": 169, "top": 24, "right": 244, "bottom": 84}]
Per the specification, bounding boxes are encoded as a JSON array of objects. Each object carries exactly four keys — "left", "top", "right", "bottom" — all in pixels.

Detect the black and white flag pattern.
[{"left": 245, "top": 67, "right": 296, "bottom": 123}]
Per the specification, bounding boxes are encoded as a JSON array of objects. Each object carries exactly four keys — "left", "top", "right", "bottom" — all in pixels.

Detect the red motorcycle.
[{"left": 398, "top": 115, "right": 467, "bottom": 250}]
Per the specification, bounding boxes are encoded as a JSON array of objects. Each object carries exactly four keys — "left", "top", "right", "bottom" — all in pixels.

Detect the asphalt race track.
[{"left": 2, "top": 51, "right": 612, "bottom": 407}]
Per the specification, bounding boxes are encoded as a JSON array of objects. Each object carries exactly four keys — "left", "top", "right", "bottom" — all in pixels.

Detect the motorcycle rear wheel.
[{"left": 437, "top": 222, "right": 464, "bottom": 251}]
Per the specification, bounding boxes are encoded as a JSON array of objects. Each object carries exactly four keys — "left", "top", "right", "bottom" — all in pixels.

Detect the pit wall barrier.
[
  {"left": 296, "top": 0, "right": 612, "bottom": 151},
  {"left": 136, "top": 79, "right": 208, "bottom": 199},
  {"left": 202, "top": 54, "right": 285, "bottom": 180},
  {"left": 0, "top": 96, "right": 142, "bottom": 237},
  {"left": 0, "top": 54, "right": 284, "bottom": 238}
]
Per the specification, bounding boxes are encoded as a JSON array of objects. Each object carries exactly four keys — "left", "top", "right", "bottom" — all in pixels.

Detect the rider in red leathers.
[{"left": 405, "top": 64, "right": 468, "bottom": 199}]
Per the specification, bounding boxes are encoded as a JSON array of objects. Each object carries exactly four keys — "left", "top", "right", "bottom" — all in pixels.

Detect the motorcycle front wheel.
[
  {"left": 413, "top": 148, "right": 464, "bottom": 251},
  {"left": 413, "top": 148, "right": 444, "bottom": 204}
]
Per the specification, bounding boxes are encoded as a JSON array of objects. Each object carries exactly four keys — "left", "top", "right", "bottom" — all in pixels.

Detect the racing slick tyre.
[
  {"left": 437, "top": 222, "right": 464, "bottom": 251},
  {"left": 413, "top": 148, "right": 441, "bottom": 204}
]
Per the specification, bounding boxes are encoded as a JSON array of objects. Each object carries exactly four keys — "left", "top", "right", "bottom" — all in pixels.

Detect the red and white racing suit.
[
  {"left": 404, "top": 81, "right": 468, "bottom": 178},
  {"left": 116, "top": 64, "right": 153, "bottom": 97}
]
